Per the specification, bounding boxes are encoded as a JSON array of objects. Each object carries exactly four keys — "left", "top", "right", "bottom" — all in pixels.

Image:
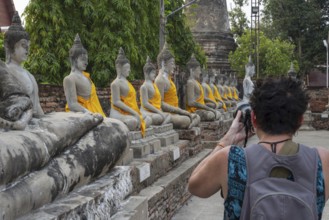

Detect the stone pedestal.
[
  {"left": 176, "top": 127, "right": 203, "bottom": 156},
  {"left": 128, "top": 128, "right": 162, "bottom": 158}
]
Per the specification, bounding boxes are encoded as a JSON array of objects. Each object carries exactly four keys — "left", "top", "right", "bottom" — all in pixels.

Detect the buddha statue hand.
[
  {"left": 216, "top": 102, "right": 223, "bottom": 109},
  {"left": 133, "top": 114, "right": 141, "bottom": 129}
]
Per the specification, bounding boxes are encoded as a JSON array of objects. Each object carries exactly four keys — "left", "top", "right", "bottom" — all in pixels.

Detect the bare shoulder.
[{"left": 63, "top": 74, "right": 76, "bottom": 85}]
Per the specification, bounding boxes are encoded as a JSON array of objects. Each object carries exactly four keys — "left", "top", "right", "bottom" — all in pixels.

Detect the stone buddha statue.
[
  {"left": 186, "top": 54, "right": 219, "bottom": 121},
  {"left": 155, "top": 43, "right": 200, "bottom": 129},
  {"left": 231, "top": 74, "right": 240, "bottom": 101},
  {"left": 210, "top": 71, "right": 227, "bottom": 111},
  {"left": 243, "top": 55, "right": 255, "bottom": 102},
  {"left": 63, "top": 34, "right": 106, "bottom": 117},
  {"left": 110, "top": 47, "right": 151, "bottom": 134},
  {"left": 288, "top": 62, "right": 297, "bottom": 79},
  {"left": 201, "top": 70, "right": 222, "bottom": 110},
  {"left": 227, "top": 74, "right": 238, "bottom": 107},
  {"left": 140, "top": 56, "right": 171, "bottom": 125},
  {"left": 4, "top": 11, "right": 44, "bottom": 119},
  {"left": 218, "top": 74, "right": 231, "bottom": 108}
]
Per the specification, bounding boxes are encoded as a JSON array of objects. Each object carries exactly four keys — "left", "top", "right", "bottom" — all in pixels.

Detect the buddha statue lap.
[
  {"left": 140, "top": 56, "right": 171, "bottom": 125},
  {"left": 110, "top": 47, "right": 151, "bottom": 134},
  {"left": 155, "top": 43, "right": 200, "bottom": 129},
  {"left": 185, "top": 55, "right": 219, "bottom": 121},
  {"left": 63, "top": 34, "right": 106, "bottom": 117}
]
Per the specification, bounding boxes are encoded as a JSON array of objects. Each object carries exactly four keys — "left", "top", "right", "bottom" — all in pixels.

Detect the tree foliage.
[
  {"left": 229, "top": 31, "right": 298, "bottom": 78},
  {"left": 165, "top": 0, "right": 206, "bottom": 67},
  {"left": 228, "top": 0, "right": 249, "bottom": 38},
  {"left": 23, "top": 0, "right": 205, "bottom": 86},
  {"left": 262, "top": 0, "right": 329, "bottom": 74},
  {"left": 0, "top": 33, "right": 4, "bottom": 61}
]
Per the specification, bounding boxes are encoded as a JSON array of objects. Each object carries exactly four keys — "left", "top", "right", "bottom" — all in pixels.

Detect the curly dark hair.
[{"left": 249, "top": 77, "right": 309, "bottom": 135}]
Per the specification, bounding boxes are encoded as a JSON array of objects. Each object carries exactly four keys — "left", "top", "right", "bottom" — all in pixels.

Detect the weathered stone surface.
[
  {"left": 312, "top": 113, "right": 329, "bottom": 130},
  {"left": 0, "top": 112, "right": 102, "bottom": 186},
  {"left": 112, "top": 196, "right": 148, "bottom": 220},
  {"left": 185, "top": 0, "right": 236, "bottom": 72},
  {"left": 20, "top": 166, "right": 134, "bottom": 220},
  {"left": 0, "top": 118, "right": 129, "bottom": 219}
]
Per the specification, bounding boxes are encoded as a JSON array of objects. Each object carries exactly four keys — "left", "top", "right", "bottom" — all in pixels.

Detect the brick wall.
[{"left": 308, "top": 88, "right": 329, "bottom": 113}]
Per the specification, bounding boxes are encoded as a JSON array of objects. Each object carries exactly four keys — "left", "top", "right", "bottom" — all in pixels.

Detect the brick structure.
[
  {"left": 0, "top": 0, "right": 15, "bottom": 29},
  {"left": 308, "top": 88, "right": 329, "bottom": 113}
]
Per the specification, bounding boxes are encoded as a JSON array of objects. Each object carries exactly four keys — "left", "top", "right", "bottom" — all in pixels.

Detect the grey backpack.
[{"left": 239, "top": 144, "right": 318, "bottom": 220}]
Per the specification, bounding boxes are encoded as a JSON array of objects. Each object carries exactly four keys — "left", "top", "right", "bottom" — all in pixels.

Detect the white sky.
[{"left": 13, "top": 0, "right": 257, "bottom": 25}]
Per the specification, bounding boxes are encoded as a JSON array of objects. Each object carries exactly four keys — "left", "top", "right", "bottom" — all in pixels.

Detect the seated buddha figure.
[
  {"left": 209, "top": 71, "right": 227, "bottom": 112},
  {"left": 110, "top": 47, "right": 151, "bottom": 134},
  {"left": 186, "top": 55, "right": 219, "bottom": 121},
  {"left": 63, "top": 34, "right": 106, "bottom": 117},
  {"left": 155, "top": 43, "right": 200, "bottom": 129},
  {"left": 201, "top": 70, "right": 223, "bottom": 110},
  {"left": 216, "top": 74, "right": 231, "bottom": 108},
  {"left": 140, "top": 56, "right": 171, "bottom": 125},
  {"left": 230, "top": 74, "right": 240, "bottom": 102},
  {"left": 4, "top": 11, "right": 44, "bottom": 119}
]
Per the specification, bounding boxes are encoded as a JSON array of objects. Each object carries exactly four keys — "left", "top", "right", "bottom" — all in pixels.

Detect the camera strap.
[{"left": 258, "top": 138, "right": 291, "bottom": 153}]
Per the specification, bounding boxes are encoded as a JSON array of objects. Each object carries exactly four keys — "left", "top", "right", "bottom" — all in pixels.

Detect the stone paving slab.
[{"left": 173, "top": 130, "right": 329, "bottom": 220}]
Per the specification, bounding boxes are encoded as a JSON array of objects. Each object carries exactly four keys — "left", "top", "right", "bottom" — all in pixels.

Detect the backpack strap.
[{"left": 244, "top": 144, "right": 318, "bottom": 192}]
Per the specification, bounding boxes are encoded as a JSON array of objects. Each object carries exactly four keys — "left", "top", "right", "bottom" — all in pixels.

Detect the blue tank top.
[{"left": 224, "top": 146, "right": 325, "bottom": 220}]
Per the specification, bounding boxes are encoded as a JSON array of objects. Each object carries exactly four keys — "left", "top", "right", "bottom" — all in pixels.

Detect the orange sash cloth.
[
  {"left": 206, "top": 84, "right": 216, "bottom": 102},
  {"left": 227, "top": 87, "right": 233, "bottom": 100},
  {"left": 186, "top": 81, "right": 205, "bottom": 113},
  {"left": 65, "top": 72, "right": 106, "bottom": 117},
  {"left": 233, "top": 87, "right": 239, "bottom": 100},
  {"left": 164, "top": 78, "right": 179, "bottom": 107},
  {"left": 214, "top": 86, "right": 227, "bottom": 111},
  {"left": 141, "top": 83, "right": 162, "bottom": 111},
  {"left": 111, "top": 81, "right": 146, "bottom": 136}
]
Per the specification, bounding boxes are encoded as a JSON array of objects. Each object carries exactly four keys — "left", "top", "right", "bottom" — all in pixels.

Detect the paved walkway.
[{"left": 173, "top": 130, "right": 329, "bottom": 220}]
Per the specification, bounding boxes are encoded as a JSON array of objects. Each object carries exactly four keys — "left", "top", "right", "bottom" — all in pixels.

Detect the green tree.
[
  {"left": 0, "top": 33, "right": 4, "bottom": 61},
  {"left": 228, "top": 0, "right": 249, "bottom": 38},
  {"left": 23, "top": 0, "right": 205, "bottom": 86},
  {"left": 262, "top": 0, "right": 329, "bottom": 74},
  {"left": 164, "top": 0, "right": 206, "bottom": 67},
  {"left": 229, "top": 30, "right": 298, "bottom": 78}
]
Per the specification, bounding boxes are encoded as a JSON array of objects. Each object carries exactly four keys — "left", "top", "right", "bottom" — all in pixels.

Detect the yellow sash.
[
  {"left": 227, "top": 87, "right": 233, "bottom": 99},
  {"left": 141, "top": 83, "right": 162, "bottom": 111},
  {"left": 111, "top": 81, "right": 146, "bottom": 136},
  {"left": 213, "top": 86, "right": 227, "bottom": 111},
  {"left": 65, "top": 72, "right": 106, "bottom": 117},
  {"left": 206, "top": 84, "right": 216, "bottom": 102},
  {"left": 233, "top": 87, "right": 239, "bottom": 100},
  {"left": 186, "top": 81, "right": 205, "bottom": 113},
  {"left": 164, "top": 78, "right": 179, "bottom": 107}
]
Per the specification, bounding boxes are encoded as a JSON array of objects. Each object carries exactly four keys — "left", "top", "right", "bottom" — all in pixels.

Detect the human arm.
[
  {"left": 188, "top": 111, "right": 246, "bottom": 198},
  {"left": 317, "top": 147, "right": 329, "bottom": 201}
]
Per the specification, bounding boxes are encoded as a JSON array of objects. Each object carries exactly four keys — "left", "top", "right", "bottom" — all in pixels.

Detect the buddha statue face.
[
  {"left": 202, "top": 73, "right": 209, "bottom": 83},
  {"left": 166, "top": 58, "right": 176, "bottom": 75},
  {"left": 246, "top": 65, "right": 255, "bottom": 78},
  {"left": 148, "top": 69, "right": 157, "bottom": 81},
  {"left": 10, "top": 38, "right": 29, "bottom": 64},
  {"left": 75, "top": 53, "right": 88, "bottom": 71},
  {"left": 121, "top": 63, "right": 131, "bottom": 78},
  {"left": 193, "top": 66, "right": 201, "bottom": 80}
]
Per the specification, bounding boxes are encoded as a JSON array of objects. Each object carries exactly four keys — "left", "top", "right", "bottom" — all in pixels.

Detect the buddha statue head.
[
  {"left": 69, "top": 34, "right": 88, "bottom": 72},
  {"left": 187, "top": 54, "right": 201, "bottom": 80},
  {"left": 245, "top": 55, "right": 255, "bottom": 78},
  {"left": 288, "top": 62, "right": 297, "bottom": 79},
  {"left": 209, "top": 70, "right": 216, "bottom": 84},
  {"left": 143, "top": 56, "right": 156, "bottom": 81},
  {"left": 4, "top": 11, "right": 30, "bottom": 64},
  {"left": 201, "top": 69, "right": 209, "bottom": 83},
  {"left": 115, "top": 47, "right": 130, "bottom": 78},
  {"left": 157, "top": 42, "right": 175, "bottom": 75}
]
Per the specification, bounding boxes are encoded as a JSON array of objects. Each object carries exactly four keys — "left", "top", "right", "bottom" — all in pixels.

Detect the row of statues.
[{"left": 1, "top": 12, "right": 254, "bottom": 134}]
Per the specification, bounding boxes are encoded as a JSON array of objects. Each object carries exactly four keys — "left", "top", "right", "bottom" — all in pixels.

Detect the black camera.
[{"left": 234, "top": 101, "right": 253, "bottom": 147}]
